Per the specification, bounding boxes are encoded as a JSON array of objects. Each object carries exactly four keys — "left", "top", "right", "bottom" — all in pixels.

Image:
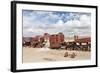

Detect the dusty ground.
[{"left": 22, "top": 47, "right": 91, "bottom": 63}]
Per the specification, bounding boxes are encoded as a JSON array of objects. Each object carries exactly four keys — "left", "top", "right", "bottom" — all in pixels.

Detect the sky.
[{"left": 22, "top": 10, "right": 91, "bottom": 37}]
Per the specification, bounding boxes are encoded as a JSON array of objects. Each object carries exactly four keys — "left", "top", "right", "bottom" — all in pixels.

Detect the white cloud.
[
  {"left": 53, "top": 20, "right": 64, "bottom": 28},
  {"left": 80, "top": 15, "right": 91, "bottom": 26},
  {"left": 63, "top": 14, "right": 91, "bottom": 36},
  {"left": 23, "top": 11, "right": 91, "bottom": 37}
]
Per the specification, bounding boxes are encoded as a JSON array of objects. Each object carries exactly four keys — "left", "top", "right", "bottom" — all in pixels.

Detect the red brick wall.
[{"left": 49, "top": 33, "right": 64, "bottom": 49}]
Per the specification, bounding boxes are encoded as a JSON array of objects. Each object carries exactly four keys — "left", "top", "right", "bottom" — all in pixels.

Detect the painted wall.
[{"left": 0, "top": 0, "right": 99, "bottom": 73}]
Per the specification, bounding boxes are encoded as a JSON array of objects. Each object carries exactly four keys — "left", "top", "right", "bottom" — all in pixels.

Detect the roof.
[
  {"left": 23, "top": 37, "right": 32, "bottom": 42},
  {"left": 75, "top": 37, "right": 91, "bottom": 43}
]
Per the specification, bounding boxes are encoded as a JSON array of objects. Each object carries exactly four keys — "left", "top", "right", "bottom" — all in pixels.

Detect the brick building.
[{"left": 49, "top": 33, "right": 64, "bottom": 49}]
